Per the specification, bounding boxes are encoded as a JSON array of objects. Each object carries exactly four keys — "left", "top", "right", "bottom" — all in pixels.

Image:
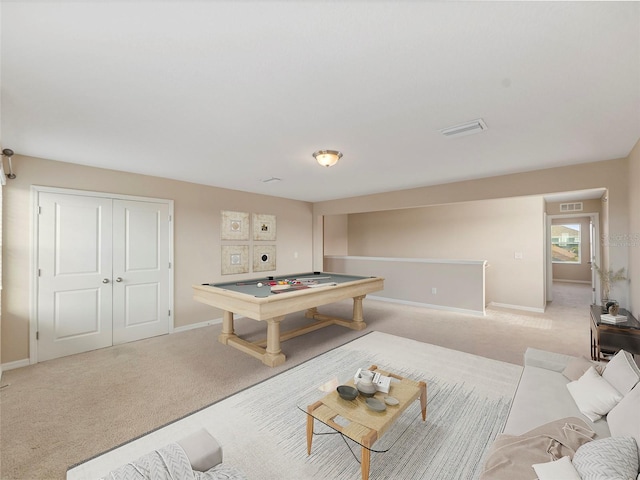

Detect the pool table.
[{"left": 193, "top": 272, "right": 384, "bottom": 366}]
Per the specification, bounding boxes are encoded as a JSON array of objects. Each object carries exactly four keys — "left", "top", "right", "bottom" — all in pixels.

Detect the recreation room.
[{"left": 1, "top": 2, "right": 639, "bottom": 479}]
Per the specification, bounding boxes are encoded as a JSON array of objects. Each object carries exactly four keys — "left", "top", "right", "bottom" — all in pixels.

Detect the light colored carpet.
[
  {"left": 1, "top": 282, "right": 592, "bottom": 480},
  {"left": 67, "top": 332, "right": 522, "bottom": 480}
]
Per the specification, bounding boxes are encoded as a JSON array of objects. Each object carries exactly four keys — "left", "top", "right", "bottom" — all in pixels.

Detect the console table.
[{"left": 590, "top": 304, "right": 640, "bottom": 361}]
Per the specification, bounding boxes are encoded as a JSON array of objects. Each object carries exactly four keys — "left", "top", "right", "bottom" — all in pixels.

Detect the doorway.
[
  {"left": 32, "top": 187, "right": 173, "bottom": 362},
  {"left": 545, "top": 212, "right": 600, "bottom": 306}
]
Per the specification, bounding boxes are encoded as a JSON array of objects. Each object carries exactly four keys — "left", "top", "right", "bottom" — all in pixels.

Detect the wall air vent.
[
  {"left": 440, "top": 118, "right": 488, "bottom": 138},
  {"left": 559, "top": 202, "right": 583, "bottom": 212}
]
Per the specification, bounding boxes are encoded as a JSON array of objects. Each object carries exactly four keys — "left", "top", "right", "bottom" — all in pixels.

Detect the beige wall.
[
  {"left": 628, "top": 139, "right": 640, "bottom": 319},
  {"left": 340, "top": 196, "right": 545, "bottom": 309},
  {"left": 325, "top": 256, "right": 487, "bottom": 314},
  {"left": 550, "top": 216, "right": 593, "bottom": 283},
  {"left": 314, "top": 157, "right": 630, "bottom": 308},
  {"left": 323, "top": 214, "right": 348, "bottom": 256},
  {"left": 1, "top": 155, "right": 313, "bottom": 364}
]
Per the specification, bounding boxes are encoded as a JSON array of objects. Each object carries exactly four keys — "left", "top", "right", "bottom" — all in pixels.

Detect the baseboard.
[
  {"left": 553, "top": 279, "right": 591, "bottom": 284},
  {"left": 488, "top": 302, "right": 546, "bottom": 313},
  {"left": 368, "top": 295, "right": 486, "bottom": 317},
  {"left": 2, "top": 321, "right": 225, "bottom": 370},
  {"left": 173, "top": 317, "right": 222, "bottom": 333},
  {"left": 2, "top": 358, "right": 31, "bottom": 372}
]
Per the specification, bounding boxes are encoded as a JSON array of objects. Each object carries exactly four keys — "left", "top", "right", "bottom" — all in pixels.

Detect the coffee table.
[{"left": 300, "top": 365, "right": 427, "bottom": 480}]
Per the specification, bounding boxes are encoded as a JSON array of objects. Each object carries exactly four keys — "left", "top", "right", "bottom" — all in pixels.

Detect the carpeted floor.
[
  {"left": 1, "top": 282, "right": 592, "bottom": 480},
  {"left": 67, "top": 332, "right": 523, "bottom": 480}
]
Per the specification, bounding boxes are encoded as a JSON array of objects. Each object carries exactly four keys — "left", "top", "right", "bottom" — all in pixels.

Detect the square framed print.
[
  {"left": 221, "top": 211, "right": 250, "bottom": 241},
  {"left": 221, "top": 245, "right": 249, "bottom": 275},
  {"left": 253, "top": 213, "right": 276, "bottom": 241},
  {"left": 253, "top": 245, "right": 276, "bottom": 272}
]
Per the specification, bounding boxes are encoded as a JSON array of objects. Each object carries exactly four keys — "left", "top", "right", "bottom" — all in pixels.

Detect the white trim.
[
  {"left": 30, "top": 188, "right": 38, "bottom": 365},
  {"left": 489, "top": 302, "right": 546, "bottom": 313},
  {"left": 30, "top": 185, "right": 175, "bottom": 364},
  {"left": 172, "top": 318, "right": 222, "bottom": 333},
  {"left": 324, "top": 255, "right": 486, "bottom": 266},
  {"left": 2, "top": 358, "right": 30, "bottom": 372},
  {"left": 368, "top": 295, "right": 486, "bottom": 317},
  {"left": 30, "top": 185, "right": 172, "bottom": 205},
  {"left": 552, "top": 279, "right": 591, "bottom": 284}
]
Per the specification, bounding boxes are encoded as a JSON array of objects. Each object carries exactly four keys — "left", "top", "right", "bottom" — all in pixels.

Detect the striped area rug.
[{"left": 68, "top": 332, "right": 522, "bottom": 480}]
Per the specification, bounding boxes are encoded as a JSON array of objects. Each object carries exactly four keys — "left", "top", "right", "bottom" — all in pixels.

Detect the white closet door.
[
  {"left": 112, "top": 199, "right": 170, "bottom": 344},
  {"left": 37, "top": 193, "right": 113, "bottom": 361}
]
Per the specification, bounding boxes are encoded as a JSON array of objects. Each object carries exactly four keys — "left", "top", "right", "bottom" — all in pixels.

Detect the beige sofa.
[{"left": 481, "top": 348, "right": 640, "bottom": 479}]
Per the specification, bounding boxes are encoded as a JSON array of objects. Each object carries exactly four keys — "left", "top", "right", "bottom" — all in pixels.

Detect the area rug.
[{"left": 67, "top": 332, "right": 522, "bottom": 480}]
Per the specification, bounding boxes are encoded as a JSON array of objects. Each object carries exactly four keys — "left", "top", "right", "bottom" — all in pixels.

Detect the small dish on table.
[
  {"left": 365, "top": 397, "right": 386, "bottom": 412},
  {"left": 337, "top": 385, "right": 358, "bottom": 401},
  {"left": 384, "top": 396, "right": 399, "bottom": 406}
]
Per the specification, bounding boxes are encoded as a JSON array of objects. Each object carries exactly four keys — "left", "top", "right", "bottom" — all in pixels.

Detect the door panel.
[
  {"left": 38, "top": 193, "right": 113, "bottom": 361},
  {"left": 54, "top": 288, "right": 101, "bottom": 338},
  {"left": 112, "top": 200, "right": 170, "bottom": 344},
  {"left": 124, "top": 283, "right": 159, "bottom": 327}
]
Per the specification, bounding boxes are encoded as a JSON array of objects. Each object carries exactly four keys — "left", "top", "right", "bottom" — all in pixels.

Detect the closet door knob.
[
  {"left": 116, "top": 277, "right": 123, "bottom": 282},
  {"left": 103, "top": 278, "right": 110, "bottom": 284}
]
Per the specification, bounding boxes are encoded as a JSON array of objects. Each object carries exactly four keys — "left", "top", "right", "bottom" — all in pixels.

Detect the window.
[{"left": 551, "top": 224, "right": 581, "bottom": 263}]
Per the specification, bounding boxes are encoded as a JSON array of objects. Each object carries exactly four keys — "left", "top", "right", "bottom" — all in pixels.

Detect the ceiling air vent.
[
  {"left": 261, "top": 177, "right": 282, "bottom": 183},
  {"left": 440, "top": 118, "right": 488, "bottom": 138},
  {"left": 560, "top": 202, "right": 583, "bottom": 212}
]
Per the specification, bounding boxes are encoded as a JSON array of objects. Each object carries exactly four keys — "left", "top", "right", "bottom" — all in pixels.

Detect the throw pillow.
[
  {"left": 602, "top": 349, "right": 640, "bottom": 395},
  {"left": 572, "top": 436, "right": 639, "bottom": 480},
  {"left": 566, "top": 366, "right": 623, "bottom": 421},
  {"left": 532, "top": 456, "right": 581, "bottom": 480},
  {"left": 563, "top": 356, "right": 605, "bottom": 381},
  {"left": 608, "top": 382, "right": 640, "bottom": 461}
]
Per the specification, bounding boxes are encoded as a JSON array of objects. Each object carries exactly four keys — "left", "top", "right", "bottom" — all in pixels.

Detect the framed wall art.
[
  {"left": 221, "top": 245, "right": 249, "bottom": 275},
  {"left": 253, "top": 213, "right": 276, "bottom": 241},
  {"left": 221, "top": 210, "right": 249, "bottom": 241},
  {"left": 253, "top": 245, "right": 276, "bottom": 272}
]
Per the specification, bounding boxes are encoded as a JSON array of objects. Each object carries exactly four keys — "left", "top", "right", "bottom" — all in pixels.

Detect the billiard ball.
[{"left": 257, "top": 282, "right": 263, "bottom": 287}]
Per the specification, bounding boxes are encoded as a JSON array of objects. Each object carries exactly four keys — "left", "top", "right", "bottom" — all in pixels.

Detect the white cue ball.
[{"left": 257, "top": 282, "right": 263, "bottom": 287}]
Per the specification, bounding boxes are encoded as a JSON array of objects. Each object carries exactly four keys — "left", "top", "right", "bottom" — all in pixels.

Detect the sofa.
[
  {"left": 481, "top": 348, "right": 640, "bottom": 480},
  {"left": 100, "top": 429, "right": 247, "bottom": 480}
]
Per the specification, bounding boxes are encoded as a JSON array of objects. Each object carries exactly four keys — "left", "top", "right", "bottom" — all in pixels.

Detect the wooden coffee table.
[{"left": 304, "top": 365, "right": 427, "bottom": 480}]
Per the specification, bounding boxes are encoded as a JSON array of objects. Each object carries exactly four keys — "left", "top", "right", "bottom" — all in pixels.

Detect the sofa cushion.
[
  {"left": 572, "top": 436, "right": 639, "bottom": 480},
  {"left": 608, "top": 382, "right": 640, "bottom": 463},
  {"left": 566, "top": 367, "right": 622, "bottom": 422},
  {"left": 524, "top": 347, "right": 573, "bottom": 372},
  {"left": 532, "top": 456, "right": 581, "bottom": 480},
  {"left": 176, "top": 429, "right": 223, "bottom": 472},
  {"left": 502, "top": 365, "right": 610, "bottom": 437},
  {"left": 562, "top": 356, "right": 605, "bottom": 381},
  {"left": 602, "top": 349, "right": 640, "bottom": 395}
]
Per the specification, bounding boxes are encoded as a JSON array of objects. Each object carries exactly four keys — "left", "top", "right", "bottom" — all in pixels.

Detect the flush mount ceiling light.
[
  {"left": 440, "top": 118, "right": 488, "bottom": 138},
  {"left": 313, "top": 149, "right": 342, "bottom": 167}
]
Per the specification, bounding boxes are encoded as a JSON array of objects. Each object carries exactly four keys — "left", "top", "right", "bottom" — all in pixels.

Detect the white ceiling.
[{"left": 2, "top": 2, "right": 639, "bottom": 202}]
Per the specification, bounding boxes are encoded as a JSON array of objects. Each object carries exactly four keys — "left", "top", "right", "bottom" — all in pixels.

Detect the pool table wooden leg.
[
  {"left": 264, "top": 316, "right": 286, "bottom": 367},
  {"left": 218, "top": 311, "right": 236, "bottom": 344},
  {"left": 352, "top": 295, "right": 367, "bottom": 330}
]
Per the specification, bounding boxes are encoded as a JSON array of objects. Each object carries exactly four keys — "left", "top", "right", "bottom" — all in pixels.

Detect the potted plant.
[{"left": 593, "top": 263, "right": 627, "bottom": 311}]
